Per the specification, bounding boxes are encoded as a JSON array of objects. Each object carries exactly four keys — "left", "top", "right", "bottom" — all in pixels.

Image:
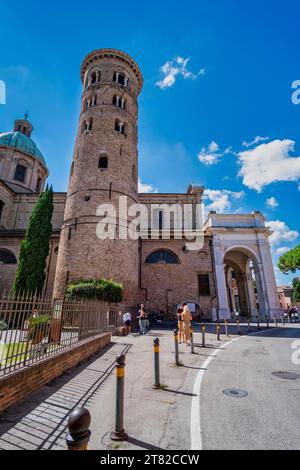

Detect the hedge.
[{"left": 65, "top": 279, "right": 123, "bottom": 303}]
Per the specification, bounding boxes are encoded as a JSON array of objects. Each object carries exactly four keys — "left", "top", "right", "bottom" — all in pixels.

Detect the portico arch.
[{"left": 223, "top": 247, "right": 265, "bottom": 319}]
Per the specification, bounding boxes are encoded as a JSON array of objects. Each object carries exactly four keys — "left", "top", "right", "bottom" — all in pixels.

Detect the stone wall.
[{"left": 141, "top": 236, "right": 217, "bottom": 318}]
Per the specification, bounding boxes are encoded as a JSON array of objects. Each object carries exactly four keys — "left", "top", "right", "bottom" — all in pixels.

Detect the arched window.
[
  {"left": 145, "top": 250, "right": 180, "bottom": 265},
  {"left": 88, "top": 70, "right": 101, "bottom": 86},
  {"left": 0, "top": 249, "right": 17, "bottom": 265},
  {"left": 82, "top": 119, "right": 93, "bottom": 133},
  {"left": 113, "top": 95, "right": 126, "bottom": 109},
  {"left": 99, "top": 156, "right": 108, "bottom": 169},
  {"left": 115, "top": 119, "right": 125, "bottom": 135},
  {"left": 113, "top": 72, "right": 129, "bottom": 87}
]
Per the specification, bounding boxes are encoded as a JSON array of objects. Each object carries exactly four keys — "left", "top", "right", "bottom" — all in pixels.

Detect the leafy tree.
[
  {"left": 12, "top": 186, "right": 54, "bottom": 296},
  {"left": 292, "top": 278, "right": 300, "bottom": 304},
  {"left": 278, "top": 245, "right": 300, "bottom": 274}
]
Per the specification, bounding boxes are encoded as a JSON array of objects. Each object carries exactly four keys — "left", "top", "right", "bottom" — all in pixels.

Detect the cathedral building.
[{"left": 0, "top": 49, "right": 281, "bottom": 320}]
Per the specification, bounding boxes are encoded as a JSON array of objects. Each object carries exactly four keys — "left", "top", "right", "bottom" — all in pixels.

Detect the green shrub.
[
  {"left": 65, "top": 279, "right": 123, "bottom": 303},
  {"left": 0, "top": 320, "right": 8, "bottom": 331},
  {"left": 27, "top": 315, "right": 50, "bottom": 341}
]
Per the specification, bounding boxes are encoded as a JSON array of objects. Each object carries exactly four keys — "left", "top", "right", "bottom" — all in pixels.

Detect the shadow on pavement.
[{"left": 0, "top": 342, "right": 131, "bottom": 450}]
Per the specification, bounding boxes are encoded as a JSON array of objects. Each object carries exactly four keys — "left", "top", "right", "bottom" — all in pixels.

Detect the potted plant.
[{"left": 27, "top": 315, "right": 50, "bottom": 344}]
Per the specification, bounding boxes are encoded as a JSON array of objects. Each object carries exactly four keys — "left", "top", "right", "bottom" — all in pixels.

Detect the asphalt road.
[{"left": 200, "top": 324, "right": 300, "bottom": 450}]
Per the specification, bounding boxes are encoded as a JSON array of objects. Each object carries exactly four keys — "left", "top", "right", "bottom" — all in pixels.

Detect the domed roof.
[{"left": 0, "top": 131, "right": 46, "bottom": 167}]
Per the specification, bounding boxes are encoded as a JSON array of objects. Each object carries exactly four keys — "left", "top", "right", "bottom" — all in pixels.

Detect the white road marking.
[{"left": 190, "top": 326, "right": 284, "bottom": 450}]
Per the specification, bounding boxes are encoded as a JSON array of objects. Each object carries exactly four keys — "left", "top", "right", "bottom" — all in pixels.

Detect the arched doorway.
[{"left": 223, "top": 247, "right": 266, "bottom": 319}]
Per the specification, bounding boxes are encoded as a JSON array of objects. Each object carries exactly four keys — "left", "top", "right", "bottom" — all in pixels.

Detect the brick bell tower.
[{"left": 53, "top": 49, "right": 143, "bottom": 302}]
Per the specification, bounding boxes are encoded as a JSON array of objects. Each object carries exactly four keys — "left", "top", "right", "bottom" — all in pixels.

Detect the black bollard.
[
  {"left": 201, "top": 323, "right": 206, "bottom": 348},
  {"left": 281, "top": 315, "right": 284, "bottom": 326},
  {"left": 190, "top": 325, "right": 195, "bottom": 354},
  {"left": 274, "top": 316, "right": 278, "bottom": 327},
  {"left": 248, "top": 316, "right": 251, "bottom": 331},
  {"left": 111, "top": 354, "right": 128, "bottom": 441},
  {"left": 216, "top": 322, "right": 221, "bottom": 341},
  {"left": 153, "top": 338, "right": 160, "bottom": 389},
  {"left": 256, "top": 315, "right": 261, "bottom": 330},
  {"left": 66, "top": 407, "right": 91, "bottom": 451},
  {"left": 174, "top": 329, "right": 180, "bottom": 365},
  {"left": 266, "top": 315, "right": 270, "bottom": 328}
]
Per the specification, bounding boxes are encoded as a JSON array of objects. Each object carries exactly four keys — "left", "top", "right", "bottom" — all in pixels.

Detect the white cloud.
[
  {"left": 138, "top": 178, "right": 158, "bottom": 193},
  {"left": 204, "top": 189, "right": 245, "bottom": 213},
  {"left": 242, "top": 136, "right": 269, "bottom": 148},
  {"left": 266, "top": 197, "right": 279, "bottom": 208},
  {"left": 198, "top": 141, "right": 233, "bottom": 166},
  {"left": 156, "top": 56, "right": 206, "bottom": 90},
  {"left": 238, "top": 139, "right": 300, "bottom": 191},
  {"left": 266, "top": 220, "right": 299, "bottom": 246},
  {"left": 274, "top": 246, "right": 290, "bottom": 256}
]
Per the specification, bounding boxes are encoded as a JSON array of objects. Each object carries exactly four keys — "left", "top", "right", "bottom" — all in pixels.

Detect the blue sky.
[{"left": 0, "top": 0, "right": 299, "bottom": 285}]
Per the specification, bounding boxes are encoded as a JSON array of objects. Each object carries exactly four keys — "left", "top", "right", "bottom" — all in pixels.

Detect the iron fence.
[{"left": 0, "top": 293, "right": 123, "bottom": 376}]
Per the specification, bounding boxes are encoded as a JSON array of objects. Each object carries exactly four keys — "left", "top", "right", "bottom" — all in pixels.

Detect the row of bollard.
[{"left": 66, "top": 313, "right": 284, "bottom": 449}]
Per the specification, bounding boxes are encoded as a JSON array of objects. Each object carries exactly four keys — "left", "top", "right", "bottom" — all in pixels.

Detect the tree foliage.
[
  {"left": 65, "top": 279, "right": 123, "bottom": 303},
  {"left": 292, "top": 277, "right": 300, "bottom": 304},
  {"left": 277, "top": 245, "right": 300, "bottom": 274},
  {"left": 12, "top": 186, "right": 54, "bottom": 296}
]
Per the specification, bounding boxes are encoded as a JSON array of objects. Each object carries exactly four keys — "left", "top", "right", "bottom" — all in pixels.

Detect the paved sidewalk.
[{"left": 0, "top": 322, "right": 273, "bottom": 450}]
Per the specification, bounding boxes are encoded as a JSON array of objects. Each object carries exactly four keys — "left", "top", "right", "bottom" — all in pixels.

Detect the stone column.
[
  {"left": 257, "top": 237, "right": 282, "bottom": 319},
  {"left": 246, "top": 269, "right": 258, "bottom": 318},
  {"left": 212, "top": 236, "right": 230, "bottom": 320}
]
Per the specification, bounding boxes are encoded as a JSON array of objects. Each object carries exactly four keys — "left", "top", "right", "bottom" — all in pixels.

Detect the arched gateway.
[{"left": 205, "top": 212, "right": 282, "bottom": 321}]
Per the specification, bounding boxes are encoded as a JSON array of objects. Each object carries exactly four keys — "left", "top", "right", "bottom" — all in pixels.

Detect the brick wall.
[{"left": 0, "top": 332, "right": 111, "bottom": 413}]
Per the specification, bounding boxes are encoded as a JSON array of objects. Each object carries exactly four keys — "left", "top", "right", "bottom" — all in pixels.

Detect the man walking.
[{"left": 123, "top": 311, "right": 132, "bottom": 335}]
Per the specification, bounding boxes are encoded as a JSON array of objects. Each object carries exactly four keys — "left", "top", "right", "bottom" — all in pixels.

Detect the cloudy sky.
[{"left": 0, "top": 0, "right": 299, "bottom": 285}]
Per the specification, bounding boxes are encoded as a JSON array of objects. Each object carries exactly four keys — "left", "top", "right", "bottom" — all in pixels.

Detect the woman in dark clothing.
[{"left": 138, "top": 307, "right": 148, "bottom": 335}]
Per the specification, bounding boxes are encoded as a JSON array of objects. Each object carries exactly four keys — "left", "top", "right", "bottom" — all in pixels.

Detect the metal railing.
[{"left": 0, "top": 293, "right": 122, "bottom": 376}]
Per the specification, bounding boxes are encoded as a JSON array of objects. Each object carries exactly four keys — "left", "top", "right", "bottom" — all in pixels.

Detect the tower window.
[
  {"left": 115, "top": 119, "right": 125, "bottom": 135},
  {"left": 0, "top": 201, "right": 4, "bottom": 221},
  {"left": 82, "top": 119, "right": 93, "bottom": 133},
  {"left": 113, "top": 95, "right": 126, "bottom": 109},
  {"left": 14, "top": 164, "right": 27, "bottom": 183},
  {"left": 99, "top": 156, "right": 108, "bottom": 169},
  {"left": 86, "top": 95, "right": 97, "bottom": 109},
  {"left": 88, "top": 70, "right": 101, "bottom": 86},
  {"left": 113, "top": 72, "right": 129, "bottom": 87}
]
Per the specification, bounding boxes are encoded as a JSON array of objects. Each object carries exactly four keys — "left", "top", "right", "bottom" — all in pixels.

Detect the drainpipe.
[{"left": 139, "top": 237, "right": 148, "bottom": 303}]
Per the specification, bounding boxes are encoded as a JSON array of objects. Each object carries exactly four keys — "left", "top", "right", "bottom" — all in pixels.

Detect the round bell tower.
[{"left": 54, "top": 49, "right": 143, "bottom": 302}]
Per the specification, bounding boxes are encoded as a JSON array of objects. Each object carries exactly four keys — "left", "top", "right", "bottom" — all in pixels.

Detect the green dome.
[{"left": 0, "top": 131, "right": 46, "bottom": 167}]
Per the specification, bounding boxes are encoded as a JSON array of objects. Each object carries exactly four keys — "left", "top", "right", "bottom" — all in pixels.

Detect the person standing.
[
  {"left": 177, "top": 305, "right": 185, "bottom": 344},
  {"left": 138, "top": 306, "right": 148, "bottom": 335},
  {"left": 123, "top": 311, "right": 132, "bottom": 335},
  {"left": 182, "top": 305, "right": 193, "bottom": 346}
]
